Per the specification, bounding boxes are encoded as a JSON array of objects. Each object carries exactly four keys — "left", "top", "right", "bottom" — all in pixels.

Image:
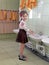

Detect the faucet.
[{"left": 39, "top": 32, "right": 43, "bottom": 36}]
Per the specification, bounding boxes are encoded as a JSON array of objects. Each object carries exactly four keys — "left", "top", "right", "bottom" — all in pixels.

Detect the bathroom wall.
[
  {"left": 26, "top": 0, "right": 49, "bottom": 36},
  {"left": 0, "top": 0, "right": 19, "bottom": 10},
  {"left": 0, "top": 0, "right": 19, "bottom": 33}
]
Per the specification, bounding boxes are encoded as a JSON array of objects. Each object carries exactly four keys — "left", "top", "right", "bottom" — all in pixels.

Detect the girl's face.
[{"left": 22, "top": 13, "right": 28, "bottom": 21}]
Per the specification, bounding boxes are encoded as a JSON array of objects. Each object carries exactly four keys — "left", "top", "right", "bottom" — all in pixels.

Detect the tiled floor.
[{"left": 0, "top": 40, "right": 49, "bottom": 65}]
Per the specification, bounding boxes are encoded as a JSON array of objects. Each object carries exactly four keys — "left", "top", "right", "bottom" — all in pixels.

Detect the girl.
[{"left": 16, "top": 10, "right": 34, "bottom": 61}]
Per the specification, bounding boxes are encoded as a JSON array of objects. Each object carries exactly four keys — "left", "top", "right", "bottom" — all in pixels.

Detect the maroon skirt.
[{"left": 16, "top": 29, "right": 28, "bottom": 43}]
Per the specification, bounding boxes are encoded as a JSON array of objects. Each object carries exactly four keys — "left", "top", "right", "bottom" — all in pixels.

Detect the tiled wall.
[
  {"left": 27, "top": 0, "right": 49, "bottom": 36},
  {"left": 0, "top": 10, "right": 19, "bottom": 34},
  {"left": 0, "top": 0, "right": 19, "bottom": 10},
  {"left": 0, "top": 0, "right": 19, "bottom": 33},
  {"left": 0, "top": 21, "right": 19, "bottom": 33}
]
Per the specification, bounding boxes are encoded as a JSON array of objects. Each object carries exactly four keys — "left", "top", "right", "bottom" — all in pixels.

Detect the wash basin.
[
  {"left": 29, "top": 34, "right": 41, "bottom": 42},
  {"left": 13, "top": 29, "right": 19, "bottom": 33},
  {"left": 42, "top": 38, "right": 49, "bottom": 46}
]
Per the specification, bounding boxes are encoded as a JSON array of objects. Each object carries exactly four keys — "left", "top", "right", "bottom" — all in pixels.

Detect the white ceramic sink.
[
  {"left": 29, "top": 34, "right": 48, "bottom": 42},
  {"left": 29, "top": 34, "right": 41, "bottom": 41},
  {"left": 42, "top": 38, "right": 49, "bottom": 46},
  {"left": 13, "top": 29, "right": 19, "bottom": 33}
]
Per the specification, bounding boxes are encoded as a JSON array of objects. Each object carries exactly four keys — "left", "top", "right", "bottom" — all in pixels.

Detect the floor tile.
[
  {"left": 0, "top": 59, "right": 18, "bottom": 65},
  {"left": 0, "top": 40, "right": 49, "bottom": 65}
]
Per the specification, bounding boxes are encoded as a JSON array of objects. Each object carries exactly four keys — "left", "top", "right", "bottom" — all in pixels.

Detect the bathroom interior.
[
  {"left": 13, "top": 0, "right": 49, "bottom": 62},
  {"left": 0, "top": 0, "right": 49, "bottom": 65}
]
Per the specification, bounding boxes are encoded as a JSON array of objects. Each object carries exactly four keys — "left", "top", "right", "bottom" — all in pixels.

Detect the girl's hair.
[{"left": 20, "top": 10, "right": 28, "bottom": 17}]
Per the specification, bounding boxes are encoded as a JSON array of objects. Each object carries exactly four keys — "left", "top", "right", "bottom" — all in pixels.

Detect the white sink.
[
  {"left": 29, "top": 34, "right": 41, "bottom": 42},
  {"left": 13, "top": 29, "right": 19, "bottom": 33},
  {"left": 29, "top": 34, "right": 48, "bottom": 42},
  {"left": 42, "top": 38, "right": 49, "bottom": 46}
]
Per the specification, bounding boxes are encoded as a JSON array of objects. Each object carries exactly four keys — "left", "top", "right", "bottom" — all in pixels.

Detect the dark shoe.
[
  {"left": 18, "top": 55, "right": 26, "bottom": 58},
  {"left": 19, "top": 57, "right": 26, "bottom": 61}
]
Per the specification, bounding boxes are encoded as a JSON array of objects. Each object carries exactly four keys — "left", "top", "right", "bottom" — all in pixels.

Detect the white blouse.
[{"left": 19, "top": 20, "right": 29, "bottom": 32}]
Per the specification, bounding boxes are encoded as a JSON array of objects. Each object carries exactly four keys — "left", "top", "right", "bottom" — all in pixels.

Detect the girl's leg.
[
  {"left": 19, "top": 43, "right": 25, "bottom": 56},
  {"left": 19, "top": 43, "right": 27, "bottom": 61}
]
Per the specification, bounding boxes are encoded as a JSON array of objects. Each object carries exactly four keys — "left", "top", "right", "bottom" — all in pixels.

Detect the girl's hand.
[{"left": 29, "top": 29, "right": 35, "bottom": 35}]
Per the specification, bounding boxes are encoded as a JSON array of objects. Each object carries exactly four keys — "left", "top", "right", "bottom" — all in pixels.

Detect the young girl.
[{"left": 16, "top": 10, "right": 33, "bottom": 61}]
